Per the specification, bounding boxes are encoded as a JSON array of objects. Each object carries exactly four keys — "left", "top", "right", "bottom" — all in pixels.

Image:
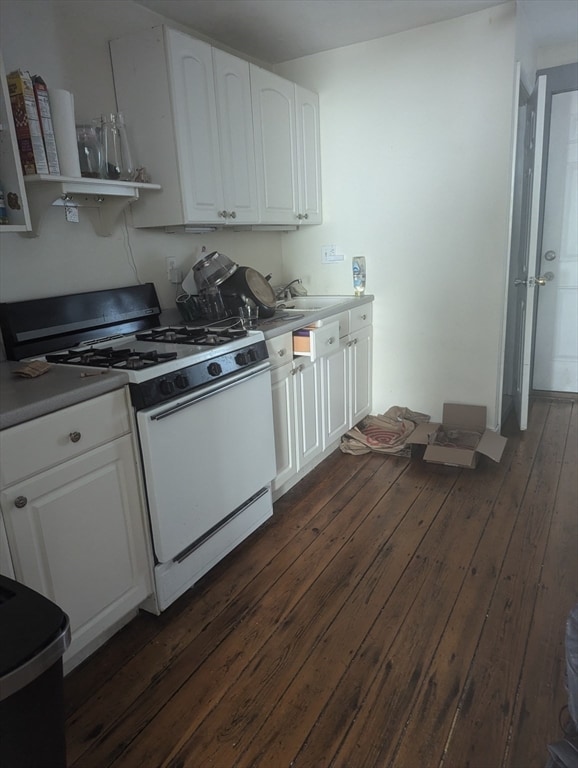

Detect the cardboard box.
[
  {"left": 406, "top": 403, "right": 507, "bottom": 468},
  {"left": 7, "top": 69, "right": 49, "bottom": 175},
  {"left": 32, "top": 75, "right": 60, "bottom": 175}
]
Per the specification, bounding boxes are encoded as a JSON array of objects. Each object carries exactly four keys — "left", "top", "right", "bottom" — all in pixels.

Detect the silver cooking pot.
[
  {"left": 193, "top": 251, "right": 238, "bottom": 292},
  {"left": 221, "top": 266, "right": 276, "bottom": 318}
]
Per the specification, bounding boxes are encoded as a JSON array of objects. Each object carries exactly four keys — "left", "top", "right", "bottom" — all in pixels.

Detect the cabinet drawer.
[
  {"left": 266, "top": 332, "right": 293, "bottom": 369},
  {"left": 0, "top": 388, "right": 132, "bottom": 487},
  {"left": 335, "top": 310, "right": 350, "bottom": 339},
  {"left": 349, "top": 303, "right": 372, "bottom": 333},
  {"left": 293, "top": 321, "right": 339, "bottom": 361}
]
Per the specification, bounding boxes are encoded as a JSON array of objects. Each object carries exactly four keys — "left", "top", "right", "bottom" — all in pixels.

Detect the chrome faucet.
[{"left": 275, "top": 278, "right": 302, "bottom": 300}]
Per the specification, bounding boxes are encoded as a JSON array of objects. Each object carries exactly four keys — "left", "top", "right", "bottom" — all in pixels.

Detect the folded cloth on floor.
[{"left": 340, "top": 406, "right": 430, "bottom": 456}]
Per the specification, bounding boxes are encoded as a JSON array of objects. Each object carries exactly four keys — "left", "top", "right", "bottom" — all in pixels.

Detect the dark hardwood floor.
[{"left": 64, "top": 396, "right": 577, "bottom": 767}]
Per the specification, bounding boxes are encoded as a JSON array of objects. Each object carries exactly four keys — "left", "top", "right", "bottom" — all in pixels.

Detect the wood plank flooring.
[{"left": 64, "top": 396, "right": 578, "bottom": 768}]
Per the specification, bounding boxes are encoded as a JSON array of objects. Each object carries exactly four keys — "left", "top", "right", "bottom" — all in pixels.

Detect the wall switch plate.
[{"left": 322, "top": 244, "right": 344, "bottom": 263}]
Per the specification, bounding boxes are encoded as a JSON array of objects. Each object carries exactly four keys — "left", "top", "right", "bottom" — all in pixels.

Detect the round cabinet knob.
[
  {"left": 208, "top": 362, "right": 222, "bottom": 377},
  {"left": 278, "top": 348, "right": 286, "bottom": 357},
  {"left": 218, "top": 210, "right": 226, "bottom": 218},
  {"left": 159, "top": 379, "right": 174, "bottom": 396},
  {"left": 174, "top": 374, "right": 188, "bottom": 389},
  {"left": 230, "top": 211, "right": 237, "bottom": 219},
  {"left": 69, "top": 431, "right": 81, "bottom": 443},
  {"left": 14, "top": 496, "right": 28, "bottom": 508}
]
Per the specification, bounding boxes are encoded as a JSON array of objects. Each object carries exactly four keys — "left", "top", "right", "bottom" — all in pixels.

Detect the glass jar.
[
  {"left": 76, "top": 122, "right": 104, "bottom": 178},
  {"left": 100, "top": 113, "right": 135, "bottom": 181}
]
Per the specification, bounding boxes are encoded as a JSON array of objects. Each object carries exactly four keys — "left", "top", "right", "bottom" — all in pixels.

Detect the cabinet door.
[
  {"left": 251, "top": 65, "right": 298, "bottom": 224},
  {"left": 213, "top": 49, "right": 259, "bottom": 224},
  {"left": 295, "top": 85, "right": 322, "bottom": 225},
  {"left": 0, "top": 513, "right": 14, "bottom": 578},
  {"left": 167, "top": 29, "right": 224, "bottom": 223},
  {"left": 0, "top": 53, "right": 31, "bottom": 231},
  {"left": 322, "top": 340, "right": 349, "bottom": 448},
  {"left": 349, "top": 325, "right": 373, "bottom": 426},
  {"left": 271, "top": 362, "right": 298, "bottom": 492},
  {"left": 1, "top": 436, "right": 151, "bottom": 665},
  {"left": 294, "top": 358, "right": 323, "bottom": 469}
]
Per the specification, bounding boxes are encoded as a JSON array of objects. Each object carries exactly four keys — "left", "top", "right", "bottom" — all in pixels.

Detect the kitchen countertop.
[
  {"left": 0, "top": 362, "right": 130, "bottom": 430},
  {"left": 254, "top": 294, "right": 374, "bottom": 339},
  {"left": 0, "top": 295, "right": 374, "bottom": 429}
]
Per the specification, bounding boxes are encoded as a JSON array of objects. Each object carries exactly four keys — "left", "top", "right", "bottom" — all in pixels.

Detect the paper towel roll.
[{"left": 49, "top": 89, "right": 81, "bottom": 178}]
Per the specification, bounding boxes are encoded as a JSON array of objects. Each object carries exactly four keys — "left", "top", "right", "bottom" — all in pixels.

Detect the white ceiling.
[{"left": 133, "top": 0, "right": 578, "bottom": 64}]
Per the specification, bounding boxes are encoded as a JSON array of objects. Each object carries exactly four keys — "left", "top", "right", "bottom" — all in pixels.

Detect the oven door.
[{"left": 136, "top": 363, "right": 275, "bottom": 564}]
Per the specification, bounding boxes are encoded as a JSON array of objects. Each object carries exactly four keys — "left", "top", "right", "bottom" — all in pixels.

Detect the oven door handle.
[{"left": 150, "top": 362, "right": 271, "bottom": 421}]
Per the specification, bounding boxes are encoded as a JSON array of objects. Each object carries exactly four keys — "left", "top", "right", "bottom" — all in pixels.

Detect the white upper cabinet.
[
  {"left": 111, "top": 27, "right": 224, "bottom": 227},
  {"left": 295, "top": 85, "right": 322, "bottom": 225},
  {"left": 110, "top": 27, "right": 321, "bottom": 229},
  {"left": 251, "top": 67, "right": 322, "bottom": 226},
  {"left": 212, "top": 48, "right": 259, "bottom": 224},
  {"left": 251, "top": 65, "right": 298, "bottom": 224}
]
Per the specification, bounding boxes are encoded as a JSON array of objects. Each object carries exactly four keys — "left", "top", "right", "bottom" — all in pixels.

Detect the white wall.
[
  {"left": 277, "top": 4, "right": 518, "bottom": 426},
  {"left": 0, "top": 0, "right": 284, "bottom": 309}
]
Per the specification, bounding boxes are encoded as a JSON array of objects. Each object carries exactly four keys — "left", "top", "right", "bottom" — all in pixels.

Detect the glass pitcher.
[{"left": 101, "top": 112, "right": 135, "bottom": 181}]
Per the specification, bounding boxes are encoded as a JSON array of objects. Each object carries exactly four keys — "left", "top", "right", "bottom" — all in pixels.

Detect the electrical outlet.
[
  {"left": 166, "top": 257, "right": 182, "bottom": 284},
  {"left": 64, "top": 204, "right": 79, "bottom": 223}
]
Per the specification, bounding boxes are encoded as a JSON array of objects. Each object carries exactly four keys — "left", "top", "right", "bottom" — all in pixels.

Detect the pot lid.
[{"left": 244, "top": 268, "right": 276, "bottom": 308}]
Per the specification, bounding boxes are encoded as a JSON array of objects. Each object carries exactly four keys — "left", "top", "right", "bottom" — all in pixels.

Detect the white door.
[
  {"left": 532, "top": 89, "right": 578, "bottom": 392},
  {"left": 513, "top": 76, "right": 547, "bottom": 430}
]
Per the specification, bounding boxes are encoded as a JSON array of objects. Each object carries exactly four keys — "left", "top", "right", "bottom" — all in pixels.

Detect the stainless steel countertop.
[{"left": 0, "top": 362, "right": 130, "bottom": 430}]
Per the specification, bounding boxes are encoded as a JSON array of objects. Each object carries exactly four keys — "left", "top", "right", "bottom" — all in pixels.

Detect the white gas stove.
[{"left": 0, "top": 285, "right": 276, "bottom": 612}]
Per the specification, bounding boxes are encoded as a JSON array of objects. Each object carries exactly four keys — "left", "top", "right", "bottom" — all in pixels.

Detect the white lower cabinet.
[
  {"left": 271, "top": 357, "right": 323, "bottom": 495},
  {"left": 322, "top": 338, "right": 349, "bottom": 448},
  {"left": 0, "top": 389, "right": 152, "bottom": 671},
  {"left": 348, "top": 324, "right": 373, "bottom": 426},
  {"left": 271, "top": 303, "right": 373, "bottom": 500},
  {"left": 294, "top": 357, "right": 323, "bottom": 468}
]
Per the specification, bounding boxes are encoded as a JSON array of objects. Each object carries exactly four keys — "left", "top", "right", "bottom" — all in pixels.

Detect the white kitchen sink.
[{"left": 276, "top": 295, "right": 353, "bottom": 311}]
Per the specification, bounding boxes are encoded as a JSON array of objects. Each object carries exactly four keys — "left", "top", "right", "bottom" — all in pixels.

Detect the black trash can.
[{"left": 0, "top": 576, "right": 71, "bottom": 768}]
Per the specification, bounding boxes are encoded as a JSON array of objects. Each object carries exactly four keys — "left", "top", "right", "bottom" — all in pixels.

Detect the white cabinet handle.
[
  {"left": 69, "top": 431, "right": 81, "bottom": 443},
  {"left": 361, "top": 314, "right": 367, "bottom": 320}
]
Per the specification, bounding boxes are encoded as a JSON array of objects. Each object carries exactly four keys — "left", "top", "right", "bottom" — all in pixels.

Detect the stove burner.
[
  {"left": 135, "top": 326, "right": 247, "bottom": 346},
  {"left": 45, "top": 346, "right": 178, "bottom": 370}
]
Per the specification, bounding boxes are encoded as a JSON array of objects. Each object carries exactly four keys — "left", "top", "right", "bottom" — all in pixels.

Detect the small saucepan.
[{"left": 220, "top": 266, "right": 276, "bottom": 318}]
